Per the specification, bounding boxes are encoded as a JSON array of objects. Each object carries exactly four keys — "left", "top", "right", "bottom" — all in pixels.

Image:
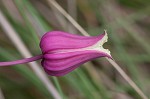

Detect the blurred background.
[{"left": 0, "top": 0, "right": 150, "bottom": 99}]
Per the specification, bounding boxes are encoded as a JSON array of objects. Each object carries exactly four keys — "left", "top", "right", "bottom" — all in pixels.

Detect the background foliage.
[{"left": 0, "top": 0, "right": 150, "bottom": 99}]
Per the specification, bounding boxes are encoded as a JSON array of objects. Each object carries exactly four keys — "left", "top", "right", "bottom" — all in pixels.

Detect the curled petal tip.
[{"left": 104, "top": 29, "right": 107, "bottom": 33}]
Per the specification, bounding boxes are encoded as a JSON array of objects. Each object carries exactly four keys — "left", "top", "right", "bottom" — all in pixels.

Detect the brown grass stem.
[{"left": 47, "top": 0, "right": 148, "bottom": 99}]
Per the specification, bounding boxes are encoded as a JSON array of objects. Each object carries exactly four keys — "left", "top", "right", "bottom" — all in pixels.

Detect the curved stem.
[{"left": 0, "top": 54, "right": 43, "bottom": 66}]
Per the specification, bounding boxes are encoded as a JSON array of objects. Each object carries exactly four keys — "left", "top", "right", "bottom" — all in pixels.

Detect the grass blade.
[
  {"left": 0, "top": 88, "right": 5, "bottom": 99},
  {"left": 0, "top": 10, "right": 61, "bottom": 99}
]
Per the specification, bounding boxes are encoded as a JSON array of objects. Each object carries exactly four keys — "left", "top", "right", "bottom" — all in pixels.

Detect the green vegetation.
[{"left": 0, "top": 0, "right": 149, "bottom": 98}]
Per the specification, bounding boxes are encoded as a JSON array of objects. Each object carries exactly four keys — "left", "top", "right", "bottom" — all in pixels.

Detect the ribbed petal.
[
  {"left": 41, "top": 51, "right": 110, "bottom": 76},
  {"left": 40, "top": 31, "right": 111, "bottom": 76},
  {"left": 40, "top": 31, "right": 105, "bottom": 54}
]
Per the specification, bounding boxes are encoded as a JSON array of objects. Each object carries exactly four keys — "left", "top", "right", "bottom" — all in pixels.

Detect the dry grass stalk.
[
  {"left": 67, "top": 0, "right": 77, "bottom": 34},
  {"left": 47, "top": 0, "right": 148, "bottom": 99}
]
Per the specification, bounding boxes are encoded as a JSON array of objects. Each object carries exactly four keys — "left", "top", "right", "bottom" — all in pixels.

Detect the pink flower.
[
  {"left": 0, "top": 30, "right": 111, "bottom": 76},
  {"left": 40, "top": 31, "right": 111, "bottom": 76}
]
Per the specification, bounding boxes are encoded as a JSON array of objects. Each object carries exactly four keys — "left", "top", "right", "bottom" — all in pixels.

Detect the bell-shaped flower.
[
  {"left": 40, "top": 31, "right": 111, "bottom": 76},
  {"left": 0, "top": 30, "right": 111, "bottom": 76}
]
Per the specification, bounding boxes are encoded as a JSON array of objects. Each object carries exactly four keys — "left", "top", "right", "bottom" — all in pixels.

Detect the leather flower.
[
  {"left": 40, "top": 31, "right": 111, "bottom": 76},
  {"left": 0, "top": 31, "right": 111, "bottom": 76}
]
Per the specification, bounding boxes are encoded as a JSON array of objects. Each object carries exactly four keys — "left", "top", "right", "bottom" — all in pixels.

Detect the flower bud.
[{"left": 40, "top": 31, "right": 111, "bottom": 76}]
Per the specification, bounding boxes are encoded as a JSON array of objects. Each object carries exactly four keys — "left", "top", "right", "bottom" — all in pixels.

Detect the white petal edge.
[{"left": 85, "top": 30, "right": 111, "bottom": 56}]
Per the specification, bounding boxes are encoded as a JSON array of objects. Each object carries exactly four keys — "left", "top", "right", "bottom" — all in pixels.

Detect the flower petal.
[
  {"left": 42, "top": 50, "right": 108, "bottom": 76},
  {"left": 40, "top": 31, "right": 105, "bottom": 54}
]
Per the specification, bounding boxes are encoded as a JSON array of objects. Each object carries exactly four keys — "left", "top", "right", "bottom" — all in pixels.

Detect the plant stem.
[
  {"left": 0, "top": 10, "right": 61, "bottom": 99},
  {"left": 106, "top": 58, "right": 148, "bottom": 99},
  {"left": 0, "top": 55, "right": 43, "bottom": 66}
]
